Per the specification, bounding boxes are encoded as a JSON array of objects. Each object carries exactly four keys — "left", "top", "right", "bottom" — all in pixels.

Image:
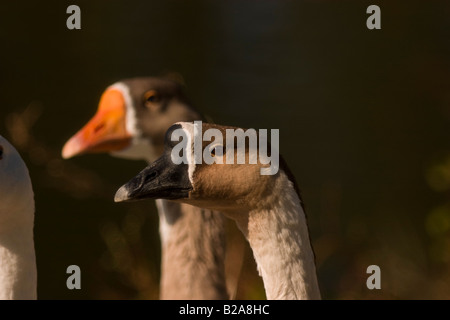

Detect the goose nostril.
[
  {"left": 143, "top": 170, "right": 158, "bottom": 184},
  {"left": 93, "top": 123, "right": 105, "bottom": 134}
]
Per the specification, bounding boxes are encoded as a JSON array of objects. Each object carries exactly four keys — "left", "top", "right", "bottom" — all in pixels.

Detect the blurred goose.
[
  {"left": 115, "top": 122, "right": 321, "bottom": 300},
  {"left": 62, "top": 78, "right": 228, "bottom": 299},
  {"left": 0, "top": 135, "right": 37, "bottom": 300}
]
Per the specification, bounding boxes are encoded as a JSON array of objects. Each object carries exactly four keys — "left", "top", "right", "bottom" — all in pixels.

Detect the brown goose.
[
  {"left": 62, "top": 78, "right": 228, "bottom": 299},
  {"left": 115, "top": 122, "right": 321, "bottom": 300}
]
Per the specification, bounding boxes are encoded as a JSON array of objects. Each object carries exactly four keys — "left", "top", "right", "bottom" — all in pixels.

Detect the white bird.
[
  {"left": 0, "top": 135, "right": 37, "bottom": 300},
  {"left": 62, "top": 78, "right": 228, "bottom": 299},
  {"left": 115, "top": 122, "right": 321, "bottom": 300}
]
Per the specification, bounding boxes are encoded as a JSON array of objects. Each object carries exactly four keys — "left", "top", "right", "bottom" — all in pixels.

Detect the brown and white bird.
[
  {"left": 115, "top": 122, "right": 322, "bottom": 300},
  {"left": 0, "top": 135, "right": 37, "bottom": 300},
  {"left": 62, "top": 78, "right": 228, "bottom": 299}
]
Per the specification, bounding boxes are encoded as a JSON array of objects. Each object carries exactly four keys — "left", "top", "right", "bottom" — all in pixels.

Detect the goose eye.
[
  {"left": 0, "top": 146, "right": 3, "bottom": 160},
  {"left": 144, "top": 90, "right": 160, "bottom": 104}
]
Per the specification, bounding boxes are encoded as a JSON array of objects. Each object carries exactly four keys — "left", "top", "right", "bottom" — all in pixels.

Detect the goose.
[
  {"left": 114, "top": 122, "right": 322, "bottom": 300},
  {"left": 61, "top": 77, "right": 228, "bottom": 299},
  {"left": 0, "top": 135, "right": 37, "bottom": 300}
]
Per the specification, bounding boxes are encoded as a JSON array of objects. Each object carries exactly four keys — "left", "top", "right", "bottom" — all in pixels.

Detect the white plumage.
[{"left": 0, "top": 135, "right": 37, "bottom": 300}]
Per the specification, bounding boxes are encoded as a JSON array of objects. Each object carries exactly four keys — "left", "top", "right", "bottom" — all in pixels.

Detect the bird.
[
  {"left": 114, "top": 122, "right": 322, "bottom": 300},
  {"left": 0, "top": 135, "right": 37, "bottom": 300},
  {"left": 61, "top": 77, "right": 229, "bottom": 299}
]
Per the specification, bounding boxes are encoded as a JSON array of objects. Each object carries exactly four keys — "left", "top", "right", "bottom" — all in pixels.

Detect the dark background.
[{"left": 1, "top": 0, "right": 450, "bottom": 299}]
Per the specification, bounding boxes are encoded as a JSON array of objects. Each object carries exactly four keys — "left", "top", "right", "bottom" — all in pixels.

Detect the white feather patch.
[
  {"left": 176, "top": 122, "right": 196, "bottom": 184},
  {"left": 107, "top": 82, "right": 157, "bottom": 162}
]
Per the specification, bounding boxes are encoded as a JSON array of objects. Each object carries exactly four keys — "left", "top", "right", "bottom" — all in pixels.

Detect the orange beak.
[{"left": 62, "top": 88, "right": 132, "bottom": 159}]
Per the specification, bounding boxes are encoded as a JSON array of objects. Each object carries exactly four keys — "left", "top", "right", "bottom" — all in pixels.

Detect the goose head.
[
  {"left": 0, "top": 136, "right": 34, "bottom": 225},
  {"left": 114, "top": 122, "right": 287, "bottom": 215},
  {"left": 62, "top": 77, "right": 201, "bottom": 162}
]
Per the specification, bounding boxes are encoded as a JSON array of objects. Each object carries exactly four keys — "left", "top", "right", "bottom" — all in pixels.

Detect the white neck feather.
[
  {"left": 0, "top": 136, "right": 37, "bottom": 300},
  {"left": 0, "top": 199, "right": 37, "bottom": 300},
  {"left": 236, "top": 175, "right": 321, "bottom": 300}
]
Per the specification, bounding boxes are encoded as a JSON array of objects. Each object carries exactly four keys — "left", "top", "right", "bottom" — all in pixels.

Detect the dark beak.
[{"left": 114, "top": 154, "right": 192, "bottom": 203}]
